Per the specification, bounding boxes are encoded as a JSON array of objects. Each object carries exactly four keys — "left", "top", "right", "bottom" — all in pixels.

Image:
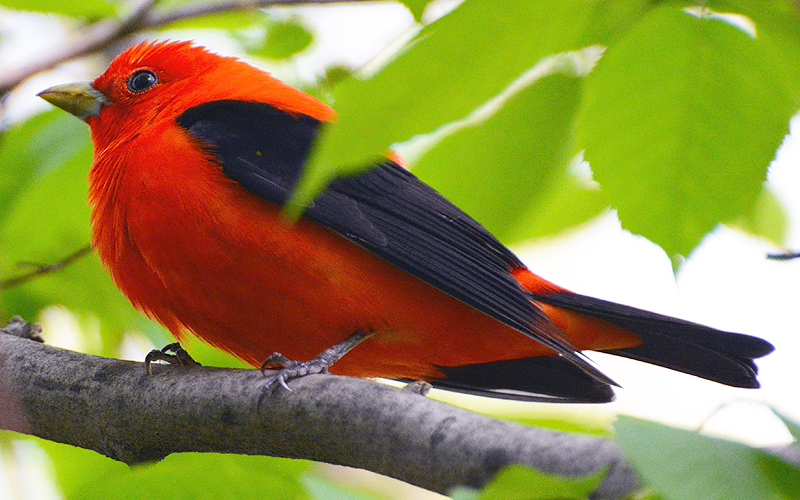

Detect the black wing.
[{"left": 176, "top": 100, "right": 614, "bottom": 391}]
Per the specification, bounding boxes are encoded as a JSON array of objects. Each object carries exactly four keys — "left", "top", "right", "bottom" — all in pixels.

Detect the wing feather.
[{"left": 176, "top": 99, "right": 614, "bottom": 386}]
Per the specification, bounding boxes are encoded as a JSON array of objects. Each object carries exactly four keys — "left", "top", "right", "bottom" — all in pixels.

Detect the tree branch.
[
  {"left": 0, "top": 244, "right": 92, "bottom": 288},
  {"left": 0, "top": 326, "right": 640, "bottom": 500},
  {"left": 0, "top": 0, "right": 374, "bottom": 95},
  {"left": 767, "top": 251, "right": 800, "bottom": 260}
]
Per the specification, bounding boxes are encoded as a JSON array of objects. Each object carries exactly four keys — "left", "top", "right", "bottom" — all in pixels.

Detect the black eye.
[{"left": 126, "top": 69, "right": 158, "bottom": 93}]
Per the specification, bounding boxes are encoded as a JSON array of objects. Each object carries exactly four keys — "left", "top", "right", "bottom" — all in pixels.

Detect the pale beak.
[{"left": 37, "top": 82, "right": 109, "bottom": 120}]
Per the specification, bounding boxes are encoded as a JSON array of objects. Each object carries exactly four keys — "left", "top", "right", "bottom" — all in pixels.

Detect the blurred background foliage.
[{"left": 0, "top": 0, "right": 798, "bottom": 499}]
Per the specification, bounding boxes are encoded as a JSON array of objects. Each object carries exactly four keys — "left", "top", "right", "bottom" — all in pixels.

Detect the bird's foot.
[
  {"left": 1, "top": 316, "right": 44, "bottom": 342},
  {"left": 402, "top": 380, "right": 432, "bottom": 396},
  {"left": 260, "top": 330, "right": 372, "bottom": 393},
  {"left": 145, "top": 342, "right": 201, "bottom": 374}
]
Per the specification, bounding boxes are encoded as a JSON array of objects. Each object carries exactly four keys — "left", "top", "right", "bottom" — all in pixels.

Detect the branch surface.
[{"left": 0, "top": 329, "right": 639, "bottom": 500}]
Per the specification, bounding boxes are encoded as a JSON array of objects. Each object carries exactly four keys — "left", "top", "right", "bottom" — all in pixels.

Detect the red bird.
[{"left": 39, "top": 40, "right": 773, "bottom": 402}]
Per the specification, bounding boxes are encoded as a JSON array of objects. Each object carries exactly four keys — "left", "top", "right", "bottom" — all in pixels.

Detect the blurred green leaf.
[
  {"left": 0, "top": 111, "right": 79, "bottom": 216},
  {"left": 319, "top": 66, "right": 353, "bottom": 88},
  {"left": 40, "top": 439, "right": 311, "bottom": 500},
  {"left": 108, "top": 454, "right": 308, "bottom": 500},
  {"left": 774, "top": 411, "right": 800, "bottom": 446},
  {"left": 449, "top": 463, "right": 605, "bottom": 500},
  {"left": 615, "top": 416, "right": 800, "bottom": 500},
  {"left": 724, "top": 0, "right": 800, "bottom": 101},
  {"left": 399, "top": 0, "right": 432, "bottom": 21},
  {"left": 173, "top": 333, "right": 252, "bottom": 369},
  {"left": 302, "top": 474, "right": 384, "bottom": 500},
  {"left": 507, "top": 415, "right": 611, "bottom": 437},
  {"left": 0, "top": 114, "right": 139, "bottom": 353},
  {"left": 39, "top": 439, "right": 128, "bottom": 499},
  {"left": 163, "top": 10, "right": 268, "bottom": 31},
  {"left": 730, "top": 183, "right": 788, "bottom": 245},
  {"left": 411, "top": 72, "right": 587, "bottom": 244},
  {"left": 577, "top": 5, "right": 794, "bottom": 261},
  {"left": 290, "top": 0, "right": 597, "bottom": 213},
  {"left": 246, "top": 19, "right": 314, "bottom": 61},
  {"left": 508, "top": 172, "right": 607, "bottom": 243},
  {"left": 0, "top": 0, "right": 116, "bottom": 18},
  {"left": 579, "top": 0, "right": 655, "bottom": 46}
]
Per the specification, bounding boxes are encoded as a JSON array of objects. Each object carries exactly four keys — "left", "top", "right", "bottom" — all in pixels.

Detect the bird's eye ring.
[{"left": 126, "top": 69, "right": 158, "bottom": 93}]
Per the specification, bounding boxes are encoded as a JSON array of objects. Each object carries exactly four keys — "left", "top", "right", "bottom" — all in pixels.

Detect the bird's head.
[{"left": 38, "top": 40, "right": 334, "bottom": 147}]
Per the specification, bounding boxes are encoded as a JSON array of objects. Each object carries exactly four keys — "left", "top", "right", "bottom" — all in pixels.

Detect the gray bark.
[
  {"left": 0, "top": 324, "right": 638, "bottom": 499},
  {"left": 4, "top": 318, "right": 796, "bottom": 498}
]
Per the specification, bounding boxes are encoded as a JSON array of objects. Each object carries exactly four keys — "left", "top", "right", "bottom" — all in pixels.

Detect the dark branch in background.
[
  {"left": 0, "top": 0, "right": 375, "bottom": 95},
  {"left": 0, "top": 322, "right": 639, "bottom": 500},
  {"left": 145, "top": 0, "right": 365, "bottom": 27},
  {"left": 0, "top": 0, "right": 157, "bottom": 95},
  {"left": 0, "top": 244, "right": 92, "bottom": 288},
  {"left": 767, "top": 252, "right": 800, "bottom": 260}
]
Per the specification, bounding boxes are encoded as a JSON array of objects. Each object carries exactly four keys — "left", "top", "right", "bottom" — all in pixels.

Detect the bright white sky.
[{"left": 1, "top": 1, "right": 797, "bottom": 449}]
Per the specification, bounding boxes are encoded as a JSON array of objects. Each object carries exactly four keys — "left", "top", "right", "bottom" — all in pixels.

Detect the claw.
[
  {"left": 259, "top": 330, "right": 372, "bottom": 394},
  {"left": 1, "top": 316, "right": 44, "bottom": 342},
  {"left": 260, "top": 352, "right": 296, "bottom": 373},
  {"left": 145, "top": 342, "right": 201, "bottom": 374}
]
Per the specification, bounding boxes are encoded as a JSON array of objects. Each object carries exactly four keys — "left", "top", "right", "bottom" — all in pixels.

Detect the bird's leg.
[
  {"left": 145, "top": 342, "right": 201, "bottom": 374},
  {"left": 260, "top": 330, "right": 373, "bottom": 392}
]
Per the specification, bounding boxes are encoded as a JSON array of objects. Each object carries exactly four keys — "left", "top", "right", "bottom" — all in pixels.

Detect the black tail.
[
  {"left": 532, "top": 291, "right": 774, "bottom": 389},
  {"left": 431, "top": 355, "right": 616, "bottom": 403}
]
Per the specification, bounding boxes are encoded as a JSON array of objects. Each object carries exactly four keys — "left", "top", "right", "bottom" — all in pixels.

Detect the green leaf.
[
  {"left": 170, "top": 332, "right": 252, "bottom": 369},
  {"left": 579, "top": 0, "right": 656, "bottom": 46},
  {"left": 0, "top": 0, "right": 116, "bottom": 18},
  {"left": 507, "top": 415, "right": 611, "bottom": 438},
  {"left": 40, "top": 440, "right": 311, "bottom": 500},
  {"left": 774, "top": 410, "right": 800, "bottom": 445},
  {"left": 302, "top": 474, "right": 384, "bottom": 500},
  {"left": 289, "top": 0, "right": 597, "bottom": 213},
  {"left": 0, "top": 115, "right": 139, "bottom": 353},
  {"left": 577, "top": 5, "right": 794, "bottom": 261},
  {"left": 723, "top": 0, "right": 800, "bottom": 101},
  {"left": 0, "top": 111, "right": 72, "bottom": 215},
  {"left": 39, "top": 439, "right": 128, "bottom": 499},
  {"left": 163, "top": 10, "right": 268, "bottom": 31},
  {"left": 448, "top": 464, "right": 605, "bottom": 500},
  {"left": 508, "top": 171, "right": 608, "bottom": 243},
  {"left": 615, "top": 416, "right": 800, "bottom": 500},
  {"left": 730, "top": 183, "right": 788, "bottom": 245},
  {"left": 399, "top": 0, "right": 432, "bottom": 21},
  {"left": 411, "top": 72, "right": 587, "bottom": 244},
  {"left": 246, "top": 19, "right": 314, "bottom": 61}
]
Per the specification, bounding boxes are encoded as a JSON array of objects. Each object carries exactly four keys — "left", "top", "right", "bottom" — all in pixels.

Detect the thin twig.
[
  {"left": 0, "top": 0, "right": 159, "bottom": 95},
  {"left": 767, "top": 252, "right": 800, "bottom": 261},
  {"left": 0, "top": 0, "right": 375, "bottom": 95},
  {"left": 0, "top": 244, "right": 92, "bottom": 288},
  {"left": 144, "top": 0, "right": 367, "bottom": 27}
]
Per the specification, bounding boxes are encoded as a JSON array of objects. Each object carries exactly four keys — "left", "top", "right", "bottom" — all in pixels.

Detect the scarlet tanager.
[{"left": 38, "top": 40, "right": 773, "bottom": 402}]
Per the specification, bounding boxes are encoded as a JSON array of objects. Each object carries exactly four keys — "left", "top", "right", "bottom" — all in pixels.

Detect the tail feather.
[
  {"left": 431, "top": 355, "right": 615, "bottom": 403},
  {"left": 531, "top": 291, "right": 774, "bottom": 388}
]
